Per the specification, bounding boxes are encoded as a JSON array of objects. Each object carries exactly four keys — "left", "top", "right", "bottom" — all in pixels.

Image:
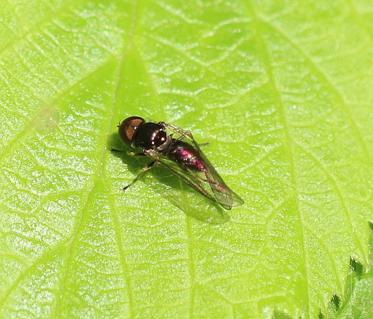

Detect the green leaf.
[{"left": 0, "top": 1, "right": 372, "bottom": 318}]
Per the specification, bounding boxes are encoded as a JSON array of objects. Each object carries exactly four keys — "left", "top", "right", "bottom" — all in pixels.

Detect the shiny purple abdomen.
[{"left": 167, "top": 140, "right": 206, "bottom": 171}]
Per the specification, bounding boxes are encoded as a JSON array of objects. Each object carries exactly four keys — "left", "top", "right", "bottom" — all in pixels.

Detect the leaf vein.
[{"left": 246, "top": 2, "right": 311, "bottom": 316}]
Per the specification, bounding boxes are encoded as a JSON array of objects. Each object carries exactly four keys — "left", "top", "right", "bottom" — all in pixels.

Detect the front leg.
[
  {"left": 111, "top": 147, "right": 124, "bottom": 153},
  {"left": 111, "top": 148, "right": 145, "bottom": 157},
  {"left": 127, "top": 151, "right": 146, "bottom": 157}
]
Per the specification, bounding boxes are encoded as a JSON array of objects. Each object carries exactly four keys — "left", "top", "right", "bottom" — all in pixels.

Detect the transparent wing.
[
  {"left": 145, "top": 148, "right": 218, "bottom": 205},
  {"left": 152, "top": 123, "right": 244, "bottom": 210},
  {"left": 189, "top": 136, "right": 244, "bottom": 209}
]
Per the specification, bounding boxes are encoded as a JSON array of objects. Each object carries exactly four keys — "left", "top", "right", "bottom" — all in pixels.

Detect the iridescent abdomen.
[{"left": 167, "top": 140, "right": 206, "bottom": 171}]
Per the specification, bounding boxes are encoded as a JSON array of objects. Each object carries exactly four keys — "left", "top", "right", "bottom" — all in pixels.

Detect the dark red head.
[{"left": 118, "top": 116, "right": 145, "bottom": 146}]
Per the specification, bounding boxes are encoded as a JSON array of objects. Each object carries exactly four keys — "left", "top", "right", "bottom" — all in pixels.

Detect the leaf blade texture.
[{"left": 0, "top": 1, "right": 372, "bottom": 318}]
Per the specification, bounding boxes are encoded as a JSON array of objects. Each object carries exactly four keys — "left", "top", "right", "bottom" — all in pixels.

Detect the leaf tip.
[
  {"left": 330, "top": 293, "right": 341, "bottom": 311},
  {"left": 349, "top": 257, "right": 364, "bottom": 277}
]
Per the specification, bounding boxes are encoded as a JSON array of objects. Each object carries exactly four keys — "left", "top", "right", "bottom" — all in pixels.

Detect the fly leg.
[
  {"left": 199, "top": 142, "right": 209, "bottom": 147},
  {"left": 127, "top": 151, "right": 146, "bottom": 156},
  {"left": 111, "top": 147, "right": 124, "bottom": 153},
  {"left": 159, "top": 122, "right": 208, "bottom": 146},
  {"left": 111, "top": 148, "right": 145, "bottom": 157},
  {"left": 123, "top": 161, "right": 156, "bottom": 191},
  {"left": 159, "top": 122, "right": 193, "bottom": 139}
]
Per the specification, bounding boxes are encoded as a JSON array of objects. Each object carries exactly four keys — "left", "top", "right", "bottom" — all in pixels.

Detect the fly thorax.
[
  {"left": 156, "top": 135, "right": 172, "bottom": 152},
  {"left": 133, "top": 122, "right": 166, "bottom": 150}
]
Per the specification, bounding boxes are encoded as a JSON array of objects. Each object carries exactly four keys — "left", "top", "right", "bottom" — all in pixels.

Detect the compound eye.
[
  {"left": 118, "top": 116, "right": 144, "bottom": 145},
  {"left": 153, "top": 130, "right": 167, "bottom": 147}
]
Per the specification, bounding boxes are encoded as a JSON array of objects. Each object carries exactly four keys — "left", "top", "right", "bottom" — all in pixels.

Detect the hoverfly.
[{"left": 115, "top": 116, "right": 244, "bottom": 210}]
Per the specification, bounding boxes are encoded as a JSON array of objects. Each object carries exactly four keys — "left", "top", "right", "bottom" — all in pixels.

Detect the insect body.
[
  {"left": 117, "top": 116, "right": 244, "bottom": 210},
  {"left": 168, "top": 140, "right": 206, "bottom": 172}
]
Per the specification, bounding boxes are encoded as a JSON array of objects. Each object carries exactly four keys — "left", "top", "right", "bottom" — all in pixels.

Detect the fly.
[{"left": 114, "top": 116, "right": 244, "bottom": 210}]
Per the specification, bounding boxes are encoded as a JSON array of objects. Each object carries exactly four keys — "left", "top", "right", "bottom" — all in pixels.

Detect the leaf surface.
[{"left": 0, "top": 1, "right": 372, "bottom": 318}]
